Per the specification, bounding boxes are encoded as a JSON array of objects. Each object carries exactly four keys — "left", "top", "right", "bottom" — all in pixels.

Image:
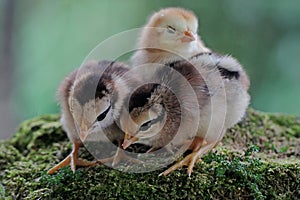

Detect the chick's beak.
[
  {"left": 122, "top": 133, "right": 138, "bottom": 150},
  {"left": 181, "top": 30, "right": 196, "bottom": 43}
]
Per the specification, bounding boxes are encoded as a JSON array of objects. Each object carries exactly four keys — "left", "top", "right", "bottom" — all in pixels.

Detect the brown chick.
[
  {"left": 160, "top": 52, "right": 250, "bottom": 176},
  {"left": 47, "top": 60, "right": 139, "bottom": 174},
  {"left": 121, "top": 52, "right": 250, "bottom": 176},
  {"left": 131, "top": 7, "right": 210, "bottom": 66},
  {"left": 121, "top": 63, "right": 208, "bottom": 151}
]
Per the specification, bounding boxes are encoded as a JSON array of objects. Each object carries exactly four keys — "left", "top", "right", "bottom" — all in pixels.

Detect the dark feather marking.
[
  {"left": 129, "top": 83, "right": 160, "bottom": 112},
  {"left": 74, "top": 61, "right": 129, "bottom": 105},
  {"left": 75, "top": 74, "right": 110, "bottom": 105},
  {"left": 217, "top": 66, "right": 240, "bottom": 80}
]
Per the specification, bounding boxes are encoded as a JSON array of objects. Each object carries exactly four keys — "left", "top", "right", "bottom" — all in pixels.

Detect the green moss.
[
  {"left": 0, "top": 109, "right": 299, "bottom": 199},
  {"left": 10, "top": 114, "right": 64, "bottom": 153}
]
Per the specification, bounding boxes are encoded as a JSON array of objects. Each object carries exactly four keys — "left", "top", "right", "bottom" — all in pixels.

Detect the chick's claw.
[
  {"left": 47, "top": 141, "right": 101, "bottom": 174},
  {"left": 47, "top": 155, "right": 99, "bottom": 174},
  {"left": 159, "top": 152, "right": 201, "bottom": 176},
  {"left": 160, "top": 140, "right": 217, "bottom": 176}
]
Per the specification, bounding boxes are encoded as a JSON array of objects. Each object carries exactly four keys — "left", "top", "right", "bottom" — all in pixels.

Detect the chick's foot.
[{"left": 160, "top": 137, "right": 217, "bottom": 176}]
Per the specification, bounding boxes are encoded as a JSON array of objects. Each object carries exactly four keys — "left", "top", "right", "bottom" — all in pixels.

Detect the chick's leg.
[
  {"left": 160, "top": 137, "right": 217, "bottom": 176},
  {"left": 47, "top": 141, "right": 98, "bottom": 174}
]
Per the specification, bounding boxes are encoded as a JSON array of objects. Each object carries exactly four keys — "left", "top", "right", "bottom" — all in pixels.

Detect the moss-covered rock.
[{"left": 0, "top": 109, "right": 299, "bottom": 199}]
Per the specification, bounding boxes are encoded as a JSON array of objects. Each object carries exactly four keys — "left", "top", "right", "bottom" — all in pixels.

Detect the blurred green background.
[{"left": 0, "top": 0, "right": 300, "bottom": 139}]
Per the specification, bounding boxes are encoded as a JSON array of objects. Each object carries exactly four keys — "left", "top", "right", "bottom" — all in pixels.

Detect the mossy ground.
[{"left": 0, "top": 109, "right": 299, "bottom": 199}]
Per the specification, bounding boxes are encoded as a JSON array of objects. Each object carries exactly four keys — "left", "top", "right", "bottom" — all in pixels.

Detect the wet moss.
[{"left": 0, "top": 109, "right": 299, "bottom": 199}]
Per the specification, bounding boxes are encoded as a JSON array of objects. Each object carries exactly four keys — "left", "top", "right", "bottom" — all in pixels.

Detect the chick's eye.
[
  {"left": 167, "top": 26, "right": 176, "bottom": 34},
  {"left": 97, "top": 105, "right": 111, "bottom": 121},
  {"left": 139, "top": 120, "right": 152, "bottom": 131}
]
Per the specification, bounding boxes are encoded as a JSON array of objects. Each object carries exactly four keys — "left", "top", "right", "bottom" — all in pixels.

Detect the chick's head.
[
  {"left": 120, "top": 83, "right": 169, "bottom": 149},
  {"left": 140, "top": 8, "right": 200, "bottom": 52},
  {"left": 68, "top": 61, "right": 130, "bottom": 142}
]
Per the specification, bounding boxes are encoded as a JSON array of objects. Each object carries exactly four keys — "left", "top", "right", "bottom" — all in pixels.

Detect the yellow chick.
[{"left": 131, "top": 7, "right": 210, "bottom": 66}]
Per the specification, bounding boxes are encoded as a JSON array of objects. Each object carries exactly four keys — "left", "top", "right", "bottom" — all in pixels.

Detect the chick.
[
  {"left": 160, "top": 52, "right": 250, "bottom": 176},
  {"left": 47, "top": 60, "right": 137, "bottom": 174},
  {"left": 121, "top": 63, "right": 207, "bottom": 151},
  {"left": 131, "top": 7, "right": 210, "bottom": 66},
  {"left": 121, "top": 52, "right": 250, "bottom": 176}
]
